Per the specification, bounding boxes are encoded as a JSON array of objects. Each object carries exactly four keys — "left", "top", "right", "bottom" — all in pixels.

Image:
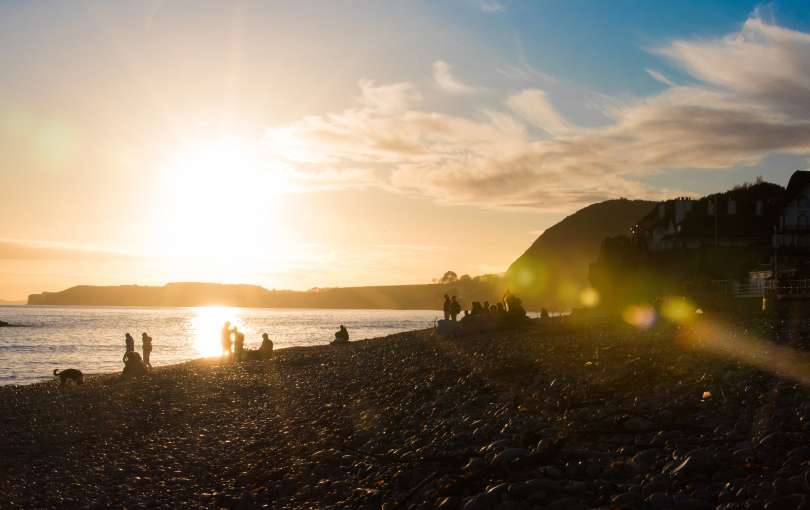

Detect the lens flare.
[
  {"left": 579, "top": 287, "right": 600, "bottom": 307},
  {"left": 622, "top": 304, "right": 656, "bottom": 329},
  {"left": 683, "top": 318, "right": 810, "bottom": 387},
  {"left": 661, "top": 296, "right": 696, "bottom": 324},
  {"left": 556, "top": 280, "right": 580, "bottom": 304}
]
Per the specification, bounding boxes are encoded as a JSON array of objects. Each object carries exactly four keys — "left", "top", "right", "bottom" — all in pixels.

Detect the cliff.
[{"left": 506, "top": 199, "right": 657, "bottom": 309}]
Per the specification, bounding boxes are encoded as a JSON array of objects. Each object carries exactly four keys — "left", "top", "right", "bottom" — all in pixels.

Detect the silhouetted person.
[
  {"left": 122, "top": 351, "right": 147, "bottom": 378},
  {"left": 233, "top": 327, "right": 245, "bottom": 361},
  {"left": 443, "top": 294, "right": 451, "bottom": 320},
  {"left": 483, "top": 301, "right": 490, "bottom": 315},
  {"left": 141, "top": 332, "right": 153, "bottom": 369},
  {"left": 125, "top": 333, "right": 135, "bottom": 353},
  {"left": 540, "top": 308, "right": 550, "bottom": 319},
  {"left": 450, "top": 296, "right": 461, "bottom": 321},
  {"left": 492, "top": 304, "right": 500, "bottom": 314},
  {"left": 260, "top": 333, "right": 274, "bottom": 358},
  {"left": 333, "top": 325, "right": 349, "bottom": 345},
  {"left": 471, "top": 301, "right": 482, "bottom": 315},
  {"left": 504, "top": 291, "right": 527, "bottom": 319},
  {"left": 221, "top": 321, "right": 232, "bottom": 358}
]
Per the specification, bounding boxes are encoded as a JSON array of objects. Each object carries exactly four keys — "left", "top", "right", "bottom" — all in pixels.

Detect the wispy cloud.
[
  {"left": 645, "top": 68, "right": 674, "bottom": 86},
  {"left": 432, "top": 60, "right": 477, "bottom": 95},
  {"left": 262, "top": 15, "right": 810, "bottom": 211},
  {"left": 357, "top": 79, "right": 421, "bottom": 113},
  {"left": 506, "top": 89, "right": 570, "bottom": 135},
  {"left": 479, "top": 0, "right": 505, "bottom": 13},
  {"left": 0, "top": 239, "right": 137, "bottom": 260}
]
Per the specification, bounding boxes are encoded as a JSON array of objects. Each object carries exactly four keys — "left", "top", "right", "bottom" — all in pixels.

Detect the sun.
[{"left": 155, "top": 136, "right": 290, "bottom": 258}]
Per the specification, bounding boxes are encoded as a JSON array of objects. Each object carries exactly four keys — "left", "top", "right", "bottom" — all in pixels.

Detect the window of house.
[
  {"left": 799, "top": 214, "right": 809, "bottom": 228},
  {"left": 727, "top": 199, "right": 736, "bottom": 215},
  {"left": 707, "top": 201, "right": 714, "bottom": 216},
  {"left": 756, "top": 200, "right": 764, "bottom": 216},
  {"left": 798, "top": 195, "right": 809, "bottom": 210}
]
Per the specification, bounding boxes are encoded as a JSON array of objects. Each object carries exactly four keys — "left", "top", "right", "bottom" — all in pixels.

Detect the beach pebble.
[
  {"left": 671, "top": 449, "right": 716, "bottom": 478},
  {"left": 492, "top": 448, "right": 530, "bottom": 467},
  {"left": 624, "top": 417, "right": 654, "bottom": 433},
  {"left": 646, "top": 492, "right": 674, "bottom": 509},
  {"left": 546, "top": 496, "right": 588, "bottom": 510}
]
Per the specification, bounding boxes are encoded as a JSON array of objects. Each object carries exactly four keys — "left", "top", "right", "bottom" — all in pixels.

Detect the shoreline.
[
  {"left": 3, "top": 318, "right": 810, "bottom": 508},
  {"left": 5, "top": 329, "right": 434, "bottom": 387}
]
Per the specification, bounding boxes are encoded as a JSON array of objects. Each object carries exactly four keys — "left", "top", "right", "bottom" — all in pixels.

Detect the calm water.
[{"left": 0, "top": 306, "right": 441, "bottom": 386}]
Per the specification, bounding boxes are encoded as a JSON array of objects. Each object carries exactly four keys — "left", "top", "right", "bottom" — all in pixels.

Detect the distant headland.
[
  {"left": 26, "top": 281, "right": 507, "bottom": 310},
  {"left": 25, "top": 198, "right": 658, "bottom": 312}
]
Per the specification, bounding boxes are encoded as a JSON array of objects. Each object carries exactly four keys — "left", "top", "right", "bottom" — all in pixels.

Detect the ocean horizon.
[{"left": 0, "top": 305, "right": 443, "bottom": 386}]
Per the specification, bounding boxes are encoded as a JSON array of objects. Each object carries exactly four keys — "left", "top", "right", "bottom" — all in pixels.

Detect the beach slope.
[{"left": 2, "top": 320, "right": 810, "bottom": 509}]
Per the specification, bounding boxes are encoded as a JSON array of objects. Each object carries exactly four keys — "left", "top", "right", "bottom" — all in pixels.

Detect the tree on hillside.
[{"left": 439, "top": 271, "right": 458, "bottom": 284}]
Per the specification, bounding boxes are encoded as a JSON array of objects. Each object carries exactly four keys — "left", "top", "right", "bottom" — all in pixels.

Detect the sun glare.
[
  {"left": 191, "top": 306, "right": 249, "bottom": 357},
  {"left": 156, "top": 136, "right": 291, "bottom": 258}
]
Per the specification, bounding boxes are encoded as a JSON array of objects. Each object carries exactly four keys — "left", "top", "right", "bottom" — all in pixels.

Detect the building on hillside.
[
  {"left": 630, "top": 197, "right": 693, "bottom": 251},
  {"left": 773, "top": 170, "right": 810, "bottom": 280},
  {"left": 631, "top": 181, "right": 785, "bottom": 252},
  {"left": 595, "top": 172, "right": 810, "bottom": 307}
]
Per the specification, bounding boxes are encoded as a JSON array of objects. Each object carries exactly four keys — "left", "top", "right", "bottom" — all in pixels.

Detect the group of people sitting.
[
  {"left": 436, "top": 290, "right": 529, "bottom": 336},
  {"left": 443, "top": 290, "right": 527, "bottom": 322},
  {"left": 220, "top": 322, "right": 275, "bottom": 361}
]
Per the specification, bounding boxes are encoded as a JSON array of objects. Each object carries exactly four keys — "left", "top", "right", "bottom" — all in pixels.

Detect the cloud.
[
  {"left": 506, "top": 89, "right": 570, "bottom": 135},
  {"left": 432, "top": 60, "right": 477, "bottom": 95},
  {"left": 357, "top": 79, "right": 422, "bottom": 114},
  {"left": 261, "top": 14, "right": 810, "bottom": 211},
  {"left": 0, "top": 239, "right": 136, "bottom": 260},
  {"left": 479, "top": 0, "right": 505, "bottom": 13},
  {"left": 655, "top": 15, "right": 810, "bottom": 121},
  {"left": 645, "top": 68, "right": 674, "bottom": 86}
]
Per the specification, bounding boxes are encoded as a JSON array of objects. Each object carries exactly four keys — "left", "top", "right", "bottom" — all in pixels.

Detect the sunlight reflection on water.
[
  {"left": 0, "top": 306, "right": 441, "bottom": 385},
  {"left": 190, "top": 307, "right": 248, "bottom": 357}
]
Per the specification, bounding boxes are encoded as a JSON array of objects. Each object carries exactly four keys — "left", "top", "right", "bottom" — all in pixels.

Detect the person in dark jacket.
[
  {"left": 332, "top": 325, "right": 349, "bottom": 345},
  {"left": 450, "top": 296, "right": 461, "bottom": 321},
  {"left": 141, "top": 332, "right": 153, "bottom": 369},
  {"left": 259, "top": 333, "right": 274, "bottom": 357},
  {"left": 122, "top": 351, "right": 147, "bottom": 378}
]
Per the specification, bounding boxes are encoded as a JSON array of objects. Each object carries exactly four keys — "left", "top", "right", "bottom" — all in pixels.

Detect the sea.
[{"left": 0, "top": 305, "right": 443, "bottom": 386}]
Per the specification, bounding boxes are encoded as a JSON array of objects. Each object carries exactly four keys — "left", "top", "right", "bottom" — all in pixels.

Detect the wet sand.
[{"left": 1, "top": 318, "right": 810, "bottom": 509}]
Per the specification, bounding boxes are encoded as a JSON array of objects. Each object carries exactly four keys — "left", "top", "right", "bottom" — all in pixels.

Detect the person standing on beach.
[
  {"left": 443, "top": 294, "right": 451, "bottom": 320},
  {"left": 125, "top": 333, "right": 135, "bottom": 353},
  {"left": 450, "top": 296, "right": 461, "bottom": 321},
  {"left": 141, "top": 332, "right": 153, "bottom": 369},
  {"left": 221, "top": 321, "right": 232, "bottom": 359},
  {"left": 233, "top": 327, "right": 245, "bottom": 361}
]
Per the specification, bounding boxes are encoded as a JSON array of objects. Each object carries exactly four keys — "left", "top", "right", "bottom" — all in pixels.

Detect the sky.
[{"left": 3, "top": 0, "right": 810, "bottom": 300}]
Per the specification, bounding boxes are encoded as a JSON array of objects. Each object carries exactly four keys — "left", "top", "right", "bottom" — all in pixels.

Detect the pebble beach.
[{"left": 2, "top": 317, "right": 810, "bottom": 509}]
